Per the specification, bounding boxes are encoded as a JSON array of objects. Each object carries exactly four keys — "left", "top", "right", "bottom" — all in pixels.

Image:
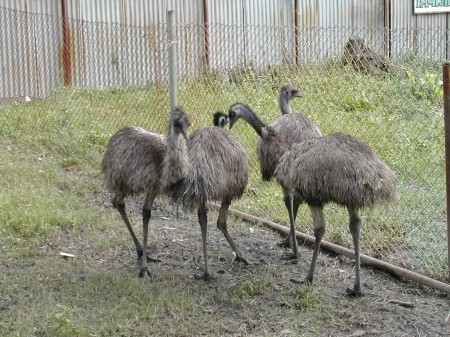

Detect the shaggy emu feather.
[
  {"left": 101, "top": 107, "right": 191, "bottom": 278},
  {"left": 228, "top": 103, "right": 397, "bottom": 297},
  {"left": 171, "top": 116, "right": 249, "bottom": 280}
]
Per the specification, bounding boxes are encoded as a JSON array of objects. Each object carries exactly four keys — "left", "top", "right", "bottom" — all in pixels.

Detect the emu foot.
[
  {"left": 137, "top": 250, "right": 161, "bottom": 264},
  {"left": 146, "top": 253, "right": 161, "bottom": 263},
  {"left": 289, "top": 278, "right": 312, "bottom": 285},
  {"left": 138, "top": 268, "right": 156, "bottom": 279},
  {"left": 234, "top": 255, "right": 249, "bottom": 265},
  {"left": 346, "top": 286, "right": 363, "bottom": 297},
  {"left": 281, "top": 252, "right": 299, "bottom": 263},
  {"left": 277, "top": 236, "right": 291, "bottom": 248},
  {"left": 194, "top": 272, "right": 215, "bottom": 282}
]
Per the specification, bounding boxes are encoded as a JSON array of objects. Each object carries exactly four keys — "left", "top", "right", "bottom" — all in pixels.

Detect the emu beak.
[
  {"left": 229, "top": 117, "right": 236, "bottom": 130},
  {"left": 178, "top": 127, "right": 188, "bottom": 141},
  {"left": 293, "top": 90, "right": 302, "bottom": 98}
]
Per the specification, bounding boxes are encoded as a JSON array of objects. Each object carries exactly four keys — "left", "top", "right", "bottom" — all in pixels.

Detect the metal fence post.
[
  {"left": 167, "top": 10, "right": 177, "bottom": 111},
  {"left": 443, "top": 63, "right": 450, "bottom": 280}
]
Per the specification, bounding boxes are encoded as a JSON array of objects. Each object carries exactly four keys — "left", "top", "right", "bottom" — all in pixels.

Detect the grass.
[{"left": 0, "top": 59, "right": 448, "bottom": 335}]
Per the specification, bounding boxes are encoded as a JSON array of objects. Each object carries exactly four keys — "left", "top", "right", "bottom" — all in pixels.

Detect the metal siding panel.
[
  {"left": 208, "top": 0, "right": 245, "bottom": 71},
  {"left": 0, "top": 4, "right": 32, "bottom": 97},
  {"left": 296, "top": 0, "right": 386, "bottom": 64},
  {"left": 391, "top": 0, "right": 448, "bottom": 60},
  {"left": 245, "top": 0, "right": 291, "bottom": 68},
  {"left": 416, "top": 14, "right": 447, "bottom": 60},
  {"left": 27, "top": 0, "right": 62, "bottom": 97}
]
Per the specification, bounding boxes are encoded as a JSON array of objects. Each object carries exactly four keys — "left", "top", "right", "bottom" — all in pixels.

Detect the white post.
[{"left": 167, "top": 10, "right": 178, "bottom": 111}]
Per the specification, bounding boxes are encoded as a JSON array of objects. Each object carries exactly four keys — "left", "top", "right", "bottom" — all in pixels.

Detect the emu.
[
  {"left": 228, "top": 103, "right": 397, "bottom": 296},
  {"left": 171, "top": 113, "right": 249, "bottom": 281},
  {"left": 101, "top": 107, "right": 191, "bottom": 278},
  {"left": 265, "top": 85, "right": 323, "bottom": 250},
  {"left": 213, "top": 111, "right": 229, "bottom": 128}
]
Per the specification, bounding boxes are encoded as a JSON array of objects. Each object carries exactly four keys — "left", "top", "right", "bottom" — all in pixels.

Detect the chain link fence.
[{"left": 0, "top": 7, "right": 448, "bottom": 281}]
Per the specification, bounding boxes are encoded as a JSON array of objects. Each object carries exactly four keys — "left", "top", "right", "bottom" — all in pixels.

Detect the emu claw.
[
  {"left": 289, "top": 278, "right": 311, "bottom": 285},
  {"left": 194, "top": 272, "right": 215, "bottom": 282},
  {"left": 146, "top": 254, "right": 161, "bottom": 263},
  {"left": 138, "top": 269, "right": 156, "bottom": 279},
  {"left": 346, "top": 286, "right": 363, "bottom": 297},
  {"left": 277, "top": 237, "right": 291, "bottom": 248},
  {"left": 235, "top": 255, "right": 249, "bottom": 265},
  {"left": 281, "top": 252, "right": 299, "bottom": 263}
]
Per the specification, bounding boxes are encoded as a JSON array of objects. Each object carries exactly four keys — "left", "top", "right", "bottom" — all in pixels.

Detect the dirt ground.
[{"left": 103, "top": 194, "right": 450, "bottom": 337}]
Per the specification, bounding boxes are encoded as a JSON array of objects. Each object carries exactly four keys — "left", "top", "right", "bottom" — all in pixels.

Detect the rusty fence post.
[{"left": 443, "top": 63, "right": 450, "bottom": 280}]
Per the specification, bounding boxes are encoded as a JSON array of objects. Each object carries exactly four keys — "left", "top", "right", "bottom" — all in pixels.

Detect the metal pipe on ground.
[{"left": 208, "top": 204, "right": 450, "bottom": 295}]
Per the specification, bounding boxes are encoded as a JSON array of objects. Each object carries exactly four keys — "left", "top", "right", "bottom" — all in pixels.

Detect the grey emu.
[
  {"left": 101, "top": 107, "right": 191, "bottom": 278},
  {"left": 263, "top": 85, "right": 322, "bottom": 251},
  {"left": 171, "top": 117, "right": 249, "bottom": 281},
  {"left": 213, "top": 111, "right": 229, "bottom": 128},
  {"left": 228, "top": 103, "right": 397, "bottom": 296}
]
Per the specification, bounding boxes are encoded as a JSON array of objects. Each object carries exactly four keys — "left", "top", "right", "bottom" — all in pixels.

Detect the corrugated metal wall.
[
  {"left": 1, "top": 0, "right": 450, "bottom": 99},
  {"left": 296, "top": 0, "right": 385, "bottom": 63},
  {"left": 0, "top": 1, "right": 61, "bottom": 99},
  {"left": 391, "top": 0, "right": 449, "bottom": 59}
]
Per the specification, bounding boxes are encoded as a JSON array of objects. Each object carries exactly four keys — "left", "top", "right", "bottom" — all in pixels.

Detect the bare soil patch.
[{"left": 99, "top": 193, "right": 450, "bottom": 337}]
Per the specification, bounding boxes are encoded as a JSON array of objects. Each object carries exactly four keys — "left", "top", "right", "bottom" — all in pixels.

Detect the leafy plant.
[
  {"left": 342, "top": 92, "right": 376, "bottom": 111},
  {"left": 48, "top": 305, "right": 87, "bottom": 337},
  {"left": 406, "top": 71, "right": 443, "bottom": 101}
]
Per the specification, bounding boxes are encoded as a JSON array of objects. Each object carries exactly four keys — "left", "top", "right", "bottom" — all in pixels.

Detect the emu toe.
[
  {"left": 346, "top": 286, "right": 363, "bottom": 297},
  {"left": 138, "top": 268, "right": 156, "bottom": 279},
  {"left": 194, "top": 272, "right": 215, "bottom": 282},
  {"left": 146, "top": 253, "right": 161, "bottom": 263},
  {"left": 277, "top": 236, "right": 291, "bottom": 248},
  {"left": 280, "top": 252, "right": 299, "bottom": 263},
  {"left": 289, "top": 278, "right": 311, "bottom": 285},
  {"left": 235, "top": 255, "right": 249, "bottom": 265}
]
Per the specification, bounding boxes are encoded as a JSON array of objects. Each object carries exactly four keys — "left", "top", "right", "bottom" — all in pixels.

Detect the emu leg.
[
  {"left": 281, "top": 193, "right": 300, "bottom": 261},
  {"left": 347, "top": 207, "right": 363, "bottom": 297},
  {"left": 304, "top": 205, "right": 325, "bottom": 283},
  {"left": 138, "top": 193, "right": 156, "bottom": 278},
  {"left": 197, "top": 202, "right": 213, "bottom": 281},
  {"left": 216, "top": 198, "right": 248, "bottom": 264},
  {"left": 278, "top": 194, "right": 301, "bottom": 250},
  {"left": 112, "top": 195, "right": 143, "bottom": 261}
]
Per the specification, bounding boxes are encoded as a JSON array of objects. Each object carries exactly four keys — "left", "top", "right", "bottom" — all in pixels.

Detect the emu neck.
[
  {"left": 279, "top": 96, "right": 292, "bottom": 115},
  {"left": 241, "top": 108, "right": 267, "bottom": 138},
  {"left": 162, "top": 132, "right": 189, "bottom": 190}
]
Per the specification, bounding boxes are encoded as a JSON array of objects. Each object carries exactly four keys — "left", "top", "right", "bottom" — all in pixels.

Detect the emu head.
[
  {"left": 280, "top": 85, "right": 302, "bottom": 115},
  {"left": 170, "top": 107, "right": 191, "bottom": 140},
  {"left": 280, "top": 85, "right": 302, "bottom": 101},
  {"left": 228, "top": 103, "right": 249, "bottom": 129},
  {"left": 213, "top": 111, "right": 228, "bottom": 128}
]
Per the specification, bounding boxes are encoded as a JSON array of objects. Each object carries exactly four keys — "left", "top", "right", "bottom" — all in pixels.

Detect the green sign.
[{"left": 414, "top": 0, "right": 450, "bottom": 13}]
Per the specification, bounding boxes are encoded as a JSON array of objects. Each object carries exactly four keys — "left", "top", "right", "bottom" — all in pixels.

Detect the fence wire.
[{"left": 0, "top": 7, "right": 448, "bottom": 281}]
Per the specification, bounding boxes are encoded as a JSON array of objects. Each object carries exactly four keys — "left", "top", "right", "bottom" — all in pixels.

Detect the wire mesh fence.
[{"left": 0, "top": 7, "right": 448, "bottom": 282}]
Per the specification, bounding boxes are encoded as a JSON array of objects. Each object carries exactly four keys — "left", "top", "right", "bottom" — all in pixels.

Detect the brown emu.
[
  {"left": 171, "top": 116, "right": 249, "bottom": 281},
  {"left": 228, "top": 103, "right": 397, "bottom": 296},
  {"left": 101, "top": 108, "right": 191, "bottom": 278},
  {"left": 261, "top": 85, "right": 322, "bottom": 251}
]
